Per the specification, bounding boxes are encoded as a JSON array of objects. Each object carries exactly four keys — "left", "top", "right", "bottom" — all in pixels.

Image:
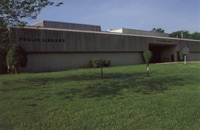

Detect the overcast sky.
[{"left": 28, "top": 0, "right": 200, "bottom": 33}]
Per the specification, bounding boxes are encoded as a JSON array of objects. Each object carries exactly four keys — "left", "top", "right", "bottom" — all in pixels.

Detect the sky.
[{"left": 28, "top": 0, "right": 200, "bottom": 33}]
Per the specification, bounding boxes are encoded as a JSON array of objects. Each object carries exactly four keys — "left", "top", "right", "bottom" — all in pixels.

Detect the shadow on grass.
[
  {"left": 59, "top": 82, "right": 123, "bottom": 100},
  {"left": 0, "top": 71, "right": 191, "bottom": 99},
  {"left": 0, "top": 79, "right": 49, "bottom": 92},
  {"left": 0, "top": 72, "right": 143, "bottom": 92},
  {"left": 59, "top": 75, "right": 190, "bottom": 99}
]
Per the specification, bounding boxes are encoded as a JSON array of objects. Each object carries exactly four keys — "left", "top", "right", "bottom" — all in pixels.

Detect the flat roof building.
[
  {"left": 32, "top": 20, "right": 101, "bottom": 31},
  {"left": 109, "top": 28, "right": 169, "bottom": 37},
  {"left": 1, "top": 21, "right": 200, "bottom": 73}
]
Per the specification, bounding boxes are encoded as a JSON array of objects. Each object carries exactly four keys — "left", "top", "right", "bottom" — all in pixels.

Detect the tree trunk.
[
  {"left": 7, "top": 65, "right": 10, "bottom": 74},
  {"left": 100, "top": 66, "right": 103, "bottom": 80},
  {"left": 147, "top": 64, "right": 149, "bottom": 77},
  {"left": 14, "top": 65, "right": 18, "bottom": 74}
]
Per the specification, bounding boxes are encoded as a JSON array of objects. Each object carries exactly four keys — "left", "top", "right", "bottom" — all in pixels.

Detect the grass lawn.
[{"left": 0, "top": 62, "right": 200, "bottom": 129}]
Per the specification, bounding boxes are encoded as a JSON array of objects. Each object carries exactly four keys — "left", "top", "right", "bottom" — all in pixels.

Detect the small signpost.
[
  {"left": 183, "top": 47, "right": 189, "bottom": 64},
  {"left": 100, "top": 60, "right": 104, "bottom": 80}
]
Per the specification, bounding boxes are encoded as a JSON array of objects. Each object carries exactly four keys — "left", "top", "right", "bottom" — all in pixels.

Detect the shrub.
[
  {"left": 6, "top": 44, "right": 27, "bottom": 74},
  {"left": 178, "top": 49, "right": 184, "bottom": 61},
  {"left": 0, "top": 44, "right": 11, "bottom": 74},
  {"left": 143, "top": 51, "right": 153, "bottom": 65},
  {"left": 92, "top": 58, "right": 111, "bottom": 68},
  {"left": 0, "top": 44, "right": 10, "bottom": 65},
  {"left": 104, "top": 60, "right": 110, "bottom": 67},
  {"left": 92, "top": 58, "right": 102, "bottom": 68}
]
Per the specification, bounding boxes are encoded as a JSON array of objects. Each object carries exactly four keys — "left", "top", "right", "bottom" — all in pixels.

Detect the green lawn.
[{"left": 0, "top": 62, "right": 200, "bottom": 130}]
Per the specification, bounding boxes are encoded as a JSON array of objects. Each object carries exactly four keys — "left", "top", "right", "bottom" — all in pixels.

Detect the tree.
[
  {"left": 143, "top": 51, "right": 153, "bottom": 77},
  {"left": 6, "top": 45, "right": 27, "bottom": 74},
  {"left": 0, "top": 0, "right": 62, "bottom": 45},
  {"left": 0, "top": 44, "right": 10, "bottom": 65},
  {"left": 0, "top": 0, "right": 63, "bottom": 27},
  {"left": 0, "top": 17, "right": 7, "bottom": 29},
  {"left": 190, "top": 32, "right": 200, "bottom": 40},
  {"left": 152, "top": 28, "right": 165, "bottom": 33},
  {"left": 0, "top": 0, "right": 62, "bottom": 74},
  {"left": 169, "top": 30, "right": 200, "bottom": 40},
  {"left": 0, "top": 18, "right": 9, "bottom": 44},
  {"left": 169, "top": 30, "right": 190, "bottom": 39},
  {"left": 0, "top": 44, "right": 10, "bottom": 73},
  {"left": 91, "top": 58, "right": 110, "bottom": 80}
]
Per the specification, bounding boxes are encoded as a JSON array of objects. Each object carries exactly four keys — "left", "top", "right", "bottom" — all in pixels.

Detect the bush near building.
[
  {"left": 6, "top": 44, "right": 27, "bottom": 74},
  {"left": 178, "top": 49, "right": 184, "bottom": 61},
  {"left": 92, "top": 58, "right": 110, "bottom": 68}
]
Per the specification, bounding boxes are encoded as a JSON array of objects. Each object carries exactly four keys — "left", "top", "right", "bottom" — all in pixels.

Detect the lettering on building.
[
  {"left": 156, "top": 39, "right": 172, "bottom": 43},
  {"left": 19, "top": 37, "right": 65, "bottom": 43}
]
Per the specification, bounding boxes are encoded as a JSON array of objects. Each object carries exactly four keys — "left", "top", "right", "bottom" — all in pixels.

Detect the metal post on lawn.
[
  {"left": 100, "top": 60, "right": 104, "bottom": 80},
  {"left": 184, "top": 55, "right": 187, "bottom": 64},
  {"left": 183, "top": 47, "right": 189, "bottom": 65}
]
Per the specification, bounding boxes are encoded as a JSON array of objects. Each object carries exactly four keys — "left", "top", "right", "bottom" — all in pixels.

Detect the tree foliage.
[
  {"left": 0, "top": 29, "right": 9, "bottom": 44},
  {"left": 169, "top": 30, "right": 200, "bottom": 40},
  {"left": 0, "top": 44, "right": 10, "bottom": 65},
  {"left": 91, "top": 58, "right": 111, "bottom": 68},
  {"left": 92, "top": 58, "right": 102, "bottom": 68},
  {"left": 189, "top": 32, "right": 200, "bottom": 40},
  {"left": 0, "top": 0, "right": 63, "bottom": 27},
  {"left": 143, "top": 51, "right": 153, "bottom": 65},
  {"left": 0, "top": 17, "right": 7, "bottom": 29},
  {"left": 169, "top": 30, "right": 190, "bottom": 38},
  {"left": 0, "top": 0, "right": 62, "bottom": 74},
  {"left": 152, "top": 28, "right": 165, "bottom": 33},
  {"left": 178, "top": 49, "right": 184, "bottom": 61},
  {"left": 6, "top": 44, "right": 27, "bottom": 74}
]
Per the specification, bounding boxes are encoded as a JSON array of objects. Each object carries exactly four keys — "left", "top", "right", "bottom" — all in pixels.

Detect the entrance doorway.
[{"left": 149, "top": 44, "right": 177, "bottom": 63}]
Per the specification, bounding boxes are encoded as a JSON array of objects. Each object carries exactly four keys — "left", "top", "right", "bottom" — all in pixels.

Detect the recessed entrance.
[{"left": 149, "top": 44, "right": 177, "bottom": 63}]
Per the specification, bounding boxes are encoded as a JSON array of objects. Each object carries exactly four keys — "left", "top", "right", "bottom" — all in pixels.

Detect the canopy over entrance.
[{"left": 149, "top": 44, "right": 178, "bottom": 63}]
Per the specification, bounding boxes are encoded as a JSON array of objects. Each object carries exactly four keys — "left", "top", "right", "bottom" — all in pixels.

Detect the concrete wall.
[
  {"left": 161, "top": 45, "right": 178, "bottom": 62},
  {"left": 109, "top": 29, "right": 123, "bottom": 33},
  {"left": 32, "top": 21, "right": 44, "bottom": 27},
  {"left": 9, "top": 27, "right": 200, "bottom": 73},
  {"left": 148, "top": 37, "right": 200, "bottom": 52},
  {"left": 32, "top": 21, "right": 101, "bottom": 31},
  {"left": 177, "top": 40, "right": 200, "bottom": 52},
  {"left": 19, "top": 52, "right": 143, "bottom": 72},
  {"left": 10, "top": 27, "right": 148, "bottom": 53},
  {"left": 109, "top": 28, "right": 169, "bottom": 37},
  {"left": 172, "top": 39, "right": 200, "bottom": 61},
  {"left": 188, "top": 53, "right": 200, "bottom": 61},
  {"left": 11, "top": 27, "right": 199, "bottom": 53}
]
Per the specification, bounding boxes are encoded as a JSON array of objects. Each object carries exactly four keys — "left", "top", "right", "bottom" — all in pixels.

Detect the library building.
[{"left": 1, "top": 21, "right": 200, "bottom": 73}]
